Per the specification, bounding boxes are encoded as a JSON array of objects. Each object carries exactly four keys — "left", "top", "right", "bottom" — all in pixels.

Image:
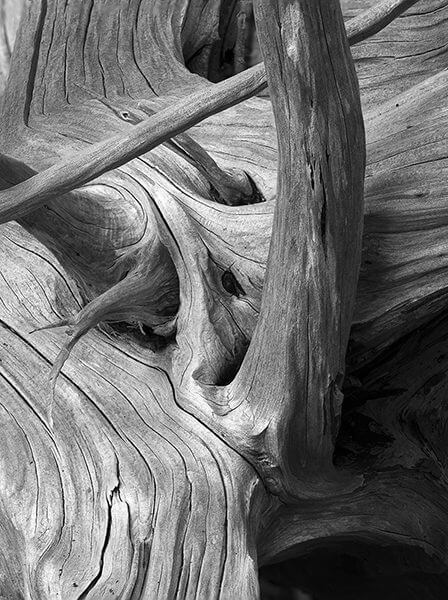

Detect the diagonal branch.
[
  {"left": 0, "top": 66, "right": 266, "bottom": 223},
  {"left": 225, "top": 0, "right": 366, "bottom": 493},
  {"left": 0, "top": 0, "right": 418, "bottom": 222},
  {"left": 347, "top": 0, "right": 420, "bottom": 46}
]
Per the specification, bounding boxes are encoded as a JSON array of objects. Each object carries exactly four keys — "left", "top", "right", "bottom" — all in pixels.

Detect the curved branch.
[{"left": 223, "top": 0, "right": 365, "bottom": 495}]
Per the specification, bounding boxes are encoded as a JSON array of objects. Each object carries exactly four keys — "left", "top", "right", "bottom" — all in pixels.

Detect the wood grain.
[{"left": 0, "top": 0, "right": 448, "bottom": 597}]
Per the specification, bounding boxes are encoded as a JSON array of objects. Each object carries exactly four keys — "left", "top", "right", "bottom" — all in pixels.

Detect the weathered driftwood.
[{"left": 0, "top": 0, "right": 447, "bottom": 598}]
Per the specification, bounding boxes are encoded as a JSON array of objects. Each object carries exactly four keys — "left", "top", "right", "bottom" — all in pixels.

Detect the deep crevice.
[
  {"left": 214, "top": 336, "right": 250, "bottom": 387},
  {"left": 108, "top": 321, "right": 176, "bottom": 352},
  {"left": 221, "top": 269, "right": 245, "bottom": 297},
  {"left": 319, "top": 168, "right": 327, "bottom": 250},
  {"left": 23, "top": 0, "right": 48, "bottom": 125}
]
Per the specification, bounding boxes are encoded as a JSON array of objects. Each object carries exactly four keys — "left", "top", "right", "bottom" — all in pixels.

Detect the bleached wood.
[{"left": 0, "top": 0, "right": 448, "bottom": 598}]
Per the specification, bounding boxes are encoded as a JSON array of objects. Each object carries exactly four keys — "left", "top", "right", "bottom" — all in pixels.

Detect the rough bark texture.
[{"left": 0, "top": 0, "right": 447, "bottom": 598}]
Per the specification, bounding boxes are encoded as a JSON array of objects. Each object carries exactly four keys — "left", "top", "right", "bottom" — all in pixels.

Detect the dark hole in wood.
[{"left": 222, "top": 269, "right": 245, "bottom": 297}]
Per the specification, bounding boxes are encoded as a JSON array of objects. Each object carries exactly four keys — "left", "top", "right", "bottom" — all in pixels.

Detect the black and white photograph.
[{"left": 0, "top": 0, "right": 447, "bottom": 598}]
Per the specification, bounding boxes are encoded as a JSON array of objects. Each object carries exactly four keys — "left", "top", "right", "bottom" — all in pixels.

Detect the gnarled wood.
[{"left": 0, "top": 0, "right": 448, "bottom": 598}]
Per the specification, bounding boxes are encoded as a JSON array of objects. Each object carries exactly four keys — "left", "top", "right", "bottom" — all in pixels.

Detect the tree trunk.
[{"left": 0, "top": 0, "right": 447, "bottom": 598}]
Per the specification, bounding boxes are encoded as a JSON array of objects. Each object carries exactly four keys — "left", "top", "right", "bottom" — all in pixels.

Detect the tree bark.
[{"left": 0, "top": 0, "right": 448, "bottom": 598}]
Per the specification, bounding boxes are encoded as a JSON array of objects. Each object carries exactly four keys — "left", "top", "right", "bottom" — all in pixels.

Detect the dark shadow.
[{"left": 260, "top": 538, "right": 448, "bottom": 600}]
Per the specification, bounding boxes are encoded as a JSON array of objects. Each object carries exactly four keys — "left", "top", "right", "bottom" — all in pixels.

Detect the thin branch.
[
  {"left": 0, "top": 0, "right": 418, "bottom": 221},
  {"left": 346, "top": 0, "right": 420, "bottom": 46},
  {"left": 0, "top": 65, "right": 267, "bottom": 223},
  {"left": 75, "top": 84, "right": 255, "bottom": 204}
]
